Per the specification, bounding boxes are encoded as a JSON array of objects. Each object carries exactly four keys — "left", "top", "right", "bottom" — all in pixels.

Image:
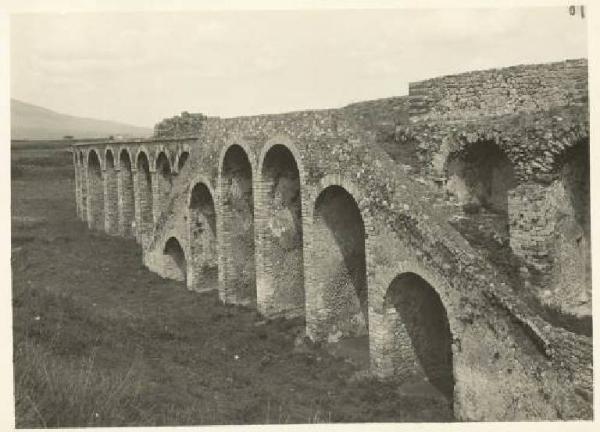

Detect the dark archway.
[
  {"left": 258, "top": 145, "right": 305, "bottom": 317},
  {"left": 105, "top": 150, "right": 118, "bottom": 234},
  {"left": 87, "top": 150, "right": 104, "bottom": 231},
  {"left": 384, "top": 272, "right": 454, "bottom": 401},
  {"left": 119, "top": 150, "right": 135, "bottom": 238},
  {"left": 163, "top": 237, "right": 187, "bottom": 282},
  {"left": 178, "top": 151, "right": 190, "bottom": 172},
  {"left": 313, "top": 185, "right": 368, "bottom": 341},
  {"left": 446, "top": 141, "right": 516, "bottom": 216},
  {"left": 552, "top": 139, "right": 591, "bottom": 306},
  {"left": 136, "top": 151, "right": 153, "bottom": 245},
  {"left": 189, "top": 182, "right": 217, "bottom": 291},
  {"left": 155, "top": 151, "right": 173, "bottom": 215},
  {"left": 220, "top": 145, "right": 256, "bottom": 305},
  {"left": 79, "top": 151, "right": 87, "bottom": 220}
]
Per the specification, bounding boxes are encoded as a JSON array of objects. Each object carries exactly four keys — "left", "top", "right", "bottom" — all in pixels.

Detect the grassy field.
[{"left": 11, "top": 146, "right": 453, "bottom": 427}]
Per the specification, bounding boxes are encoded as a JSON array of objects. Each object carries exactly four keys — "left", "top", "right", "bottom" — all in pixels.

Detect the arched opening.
[
  {"left": 551, "top": 139, "right": 591, "bottom": 307},
  {"left": 162, "top": 237, "right": 187, "bottom": 282},
  {"left": 119, "top": 150, "right": 135, "bottom": 238},
  {"left": 155, "top": 151, "right": 173, "bottom": 215},
  {"left": 87, "top": 150, "right": 104, "bottom": 231},
  {"left": 136, "top": 151, "right": 153, "bottom": 245},
  {"left": 178, "top": 151, "right": 190, "bottom": 172},
  {"left": 189, "top": 182, "right": 217, "bottom": 292},
  {"left": 446, "top": 141, "right": 516, "bottom": 223},
  {"left": 258, "top": 145, "right": 305, "bottom": 317},
  {"left": 383, "top": 272, "right": 454, "bottom": 402},
  {"left": 104, "top": 150, "right": 118, "bottom": 234},
  {"left": 313, "top": 185, "right": 368, "bottom": 353},
  {"left": 80, "top": 151, "right": 87, "bottom": 220},
  {"left": 220, "top": 145, "right": 256, "bottom": 306}
]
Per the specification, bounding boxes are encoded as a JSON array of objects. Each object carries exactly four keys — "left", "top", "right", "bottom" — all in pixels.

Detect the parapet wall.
[{"left": 409, "top": 59, "right": 588, "bottom": 122}]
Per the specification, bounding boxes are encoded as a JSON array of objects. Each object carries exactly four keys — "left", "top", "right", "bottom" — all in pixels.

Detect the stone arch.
[
  {"left": 162, "top": 236, "right": 187, "bottom": 282},
  {"left": 136, "top": 150, "right": 154, "bottom": 246},
  {"left": 256, "top": 141, "right": 305, "bottom": 318},
  {"left": 155, "top": 151, "right": 173, "bottom": 214},
  {"left": 104, "top": 149, "right": 119, "bottom": 234},
  {"left": 308, "top": 181, "right": 368, "bottom": 347},
  {"left": 119, "top": 148, "right": 136, "bottom": 238},
  {"left": 218, "top": 143, "right": 256, "bottom": 306},
  {"left": 444, "top": 140, "right": 516, "bottom": 217},
  {"left": 135, "top": 145, "right": 154, "bottom": 171},
  {"left": 87, "top": 149, "right": 105, "bottom": 231},
  {"left": 188, "top": 180, "right": 218, "bottom": 292},
  {"left": 549, "top": 138, "right": 591, "bottom": 306},
  {"left": 79, "top": 150, "right": 87, "bottom": 221},
  {"left": 177, "top": 151, "right": 190, "bottom": 172},
  {"left": 382, "top": 272, "right": 454, "bottom": 401}
]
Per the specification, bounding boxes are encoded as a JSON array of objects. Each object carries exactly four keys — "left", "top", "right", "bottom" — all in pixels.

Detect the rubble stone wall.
[
  {"left": 86, "top": 149, "right": 104, "bottom": 231},
  {"left": 104, "top": 150, "right": 119, "bottom": 235},
  {"left": 255, "top": 142, "right": 305, "bottom": 318},
  {"left": 409, "top": 58, "right": 588, "bottom": 122},
  {"left": 118, "top": 150, "right": 136, "bottom": 238}
]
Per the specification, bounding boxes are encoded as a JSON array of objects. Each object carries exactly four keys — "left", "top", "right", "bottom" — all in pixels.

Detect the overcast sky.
[{"left": 10, "top": 7, "right": 587, "bottom": 127}]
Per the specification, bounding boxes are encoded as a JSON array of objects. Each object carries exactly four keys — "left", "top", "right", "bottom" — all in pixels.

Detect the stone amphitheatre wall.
[
  {"left": 397, "top": 59, "right": 590, "bottom": 320},
  {"left": 409, "top": 58, "right": 588, "bottom": 121},
  {"left": 71, "top": 58, "right": 592, "bottom": 421}
]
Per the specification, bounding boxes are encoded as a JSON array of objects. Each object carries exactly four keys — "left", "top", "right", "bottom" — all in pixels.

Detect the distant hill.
[{"left": 11, "top": 99, "right": 152, "bottom": 140}]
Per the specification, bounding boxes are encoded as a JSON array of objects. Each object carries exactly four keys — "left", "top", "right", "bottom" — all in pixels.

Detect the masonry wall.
[
  {"left": 80, "top": 157, "right": 87, "bottom": 221},
  {"left": 306, "top": 184, "right": 368, "bottom": 341},
  {"left": 219, "top": 145, "right": 257, "bottom": 306},
  {"left": 509, "top": 140, "right": 591, "bottom": 313},
  {"left": 189, "top": 182, "right": 218, "bottom": 292},
  {"left": 255, "top": 144, "right": 305, "bottom": 318},
  {"left": 87, "top": 151, "right": 104, "bottom": 231},
  {"left": 160, "top": 236, "right": 187, "bottom": 282},
  {"left": 70, "top": 58, "right": 591, "bottom": 421},
  {"left": 118, "top": 152, "right": 136, "bottom": 237},
  {"left": 104, "top": 152, "right": 119, "bottom": 235},
  {"left": 154, "top": 152, "right": 173, "bottom": 222},
  {"left": 383, "top": 272, "right": 454, "bottom": 399},
  {"left": 136, "top": 153, "right": 154, "bottom": 247},
  {"left": 409, "top": 59, "right": 588, "bottom": 122}
]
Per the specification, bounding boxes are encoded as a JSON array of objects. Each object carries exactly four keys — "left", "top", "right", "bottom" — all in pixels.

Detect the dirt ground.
[{"left": 11, "top": 146, "right": 453, "bottom": 427}]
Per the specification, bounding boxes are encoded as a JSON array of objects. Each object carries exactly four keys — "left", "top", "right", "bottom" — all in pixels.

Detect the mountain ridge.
[{"left": 11, "top": 99, "right": 152, "bottom": 140}]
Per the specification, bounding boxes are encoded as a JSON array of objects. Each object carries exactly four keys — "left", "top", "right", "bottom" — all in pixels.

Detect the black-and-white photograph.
[{"left": 4, "top": 1, "right": 596, "bottom": 428}]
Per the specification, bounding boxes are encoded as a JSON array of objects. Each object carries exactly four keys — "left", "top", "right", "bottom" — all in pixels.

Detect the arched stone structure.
[
  {"left": 68, "top": 58, "right": 593, "bottom": 420},
  {"left": 256, "top": 142, "right": 305, "bottom": 318},
  {"left": 87, "top": 149, "right": 105, "bottom": 231},
  {"left": 546, "top": 140, "right": 591, "bottom": 308},
  {"left": 445, "top": 141, "right": 516, "bottom": 217},
  {"left": 188, "top": 180, "right": 218, "bottom": 292},
  {"left": 104, "top": 149, "right": 119, "bottom": 235},
  {"left": 79, "top": 151, "right": 87, "bottom": 221},
  {"left": 177, "top": 150, "right": 190, "bottom": 172},
  {"left": 218, "top": 143, "right": 256, "bottom": 306},
  {"left": 305, "top": 183, "right": 368, "bottom": 346},
  {"left": 118, "top": 149, "right": 136, "bottom": 238},
  {"left": 508, "top": 137, "right": 591, "bottom": 317},
  {"left": 162, "top": 236, "right": 187, "bottom": 282},
  {"left": 382, "top": 272, "right": 454, "bottom": 400},
  {"left": 154, "top": 151, "right": 173, "bottom": 220},
  {"left": 136, "top": 150, "right": 154, "bottom": 246}
]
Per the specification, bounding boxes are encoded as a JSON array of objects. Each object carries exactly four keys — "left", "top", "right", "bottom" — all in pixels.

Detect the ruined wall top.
[
  {"left": 409, "top": 58, "right": 588, "bottom": 122},
  {"left": 154, "top": 111, "right": 207, "bottom": 138}
]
